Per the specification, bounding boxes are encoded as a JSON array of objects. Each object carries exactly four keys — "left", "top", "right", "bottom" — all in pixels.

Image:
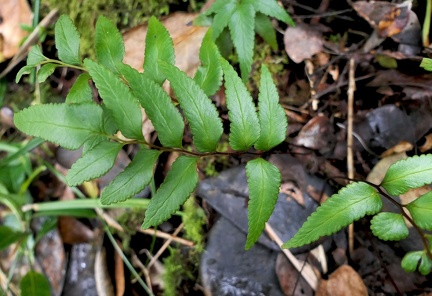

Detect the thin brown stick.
[
  {"left": 0, "top": 9, "right": 59, "bottom": 79},
  {"left": 265, "top": 223, "right": 318, "bottom": 290},
  {"left": 347, "top": 58, "right": 356, "bottom": 256},
  {"left": 136, "top": 226, "right": 194, "bottom": 247},
  {"left": 147, "top": 223, "right": 185, "bottom": 269}
]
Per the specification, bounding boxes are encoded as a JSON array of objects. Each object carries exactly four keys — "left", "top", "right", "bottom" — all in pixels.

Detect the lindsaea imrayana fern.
[
  {"left": 195, "top": 0, "right": 295, "bottom": 82},
  {"left": 15, "top": 15, "right": 287, "bottom": 249},
  {"left": 284, "top": 154, "right": 432, "bottom": 275}
]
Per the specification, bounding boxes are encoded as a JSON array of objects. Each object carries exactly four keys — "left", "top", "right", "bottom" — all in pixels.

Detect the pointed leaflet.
[
  {"left": 95, "top": 16, "right": 124, "bottom": 74},
  {"left": 381, "top": 154, "right": 432, "bottom": 195},
  {"left": 66, "top": 73, "right": 93, "bottom": 104},
  {"left": 37, "top": 64, "right": 58, "bottom": 83},
  {"left": 419, "top": 253, "right": 432, "bottom": 275},
  {"left": 220, "top": 58, "right": 259, "bottom": 150},
  {"left": 194, "top": 29, "right": 223, "bottom": 97},
  {"left": 27, "top": 45, "right": 46, "bottom": 66},
  {"left": 0, "top": 226, "right": 28, "bottom": 250},
  {"left": 66, "top": 141, "right": 123, "bottom": 186},
  {"left": 406, "top": 191, "right": 432, "bottom": 230},
  {"left": 55, "top": 15, "right": 81, "bottom": 65},
  {"left": 402, "top": 251, "right": 424, "bottom": 272},
  {"left": 119, "top": 64, "right": 184, "bottom": 148},
  {"left": 245, "top": 0, "right": 295, "bottom": 26},
  {"left": 142, "top": 156, "right": 199, "bottom": 228},
  {"left": 85, "top": 59, "right": 143, "bottom": 140},
  {"left": 370, "top": 212, "right": 408, "bottom": 241},
  {"left": 161, "top": 62, "right": 223, "bottom": 152},
  {"left": 20, "top": 271, "right": 51, "bottom": 296},
  {"left": 228, "top": 3, "right": 255, "bottom": 81},
  {"left": 101, "top": 148, "right": 161, "bottom": 205},
  {"left": 254, "top": 13, "right": 278, "bottom": 50},
  {"left": 254, "top": 65, "right": 287, "bottom": 150},
  {"left": 420, "top": 58, "right": 432, "bottom": 71},
  {"left": 144, "top": 16, "right": 175, "bottom": 84},
  {"left": 245, "top": 158, "right": 281, "bottom": 249},
  {"left": 205, "top": 0, "right": 237, "bottom": 40},
  {"left": 14, "top": 103, "right": 107, "bottom": 150},
  {"left": 283, "top": 182, "right": 382, "bottom": 248},
  {"left": 16, "top": 65, "right": 34, "bottom": 83}
]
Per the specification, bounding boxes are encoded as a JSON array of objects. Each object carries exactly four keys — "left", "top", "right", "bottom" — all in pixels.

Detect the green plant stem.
[
  {"left": 363, "top": 180, "right": 432, "bottom": 260},
  {"left": 41, "top": 59, "right": 87, "bottom": 72},
  {"left": 103, "top": 224, "right": 155, "bottom": 296},
  {"left": 423, "top": 0, "right": 431, "bottom": 46}
]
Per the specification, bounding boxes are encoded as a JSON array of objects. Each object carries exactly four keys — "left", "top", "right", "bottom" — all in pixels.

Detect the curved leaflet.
[
  {"left": 205, "top": 0, "right": 237, "bottom": 40},
  {"left": 254, "top": 13, "right": 278, "bottom": 50},
  {"left": 254, "top": 65, "right": 287, "bottom": 151},
  {"left": 161, "top": 62, "right": 223, "bottom": 152},
  {"left": 144, "top": 16, "right": 175, "bottom": 84},
  {"left": 85, "top": 59, "right": 143, "bottom": 140},
  {"left": 245, "top": 0, "right": 295, "bottom": 26},
  {"left": 66, "top": 141, "right": 123, "bottom": 186},
  {"left": 14, "top": 103, "right": 106, "bottom": 150},
  {"left": 220, "top": 58, "right": 259, "bottom": 150},
  {"left": 283, "top": 182, "right": 382, "bottom": 248},
  {"left": 406, "top": 191, "right": 432, "bottom": 230},
  {"left": 381, "top": 154, "right": 432, "bottom": 195},
  {"left": 119, "top": 64, "right": 184, "bottom": 148},
  {"left": 194, "top": 29, "right": 223, "bottom": 97},
  {"left": 228, "top": 3, "right": 255, "bottom": 81},
  {"left": 245, "top": 158, "right": 281, "bottom": 249},
  {"left": 95, "top": 16, "right": 125, "bottom": 74},
  {"left": 66, "top": 73, "right": 92, "bottom": 104},
  {"left": 101, "top": 148, "right": 161, "bottom": 205},
  {"left": 142, "top": 156, "right": 199, "bottom": 228},
  {"left": 55, "top": 15, "right": 81, "bottom": 65},
  {"left": 370, "top": 212, "right": 408, "bottom": 241}
]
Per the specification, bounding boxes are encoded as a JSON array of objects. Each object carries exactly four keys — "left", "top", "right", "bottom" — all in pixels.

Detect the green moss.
[
  {"left": 45, "top": 0, "right": 202, "bottom": 58},
  {"left": 162, "top": 196, "right": 206, "bottom": 295}
]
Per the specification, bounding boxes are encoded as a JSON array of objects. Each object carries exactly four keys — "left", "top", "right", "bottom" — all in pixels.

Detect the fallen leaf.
[
  {"left": 275, "top": 252, "right": 314, "bottom": 296},
  {"left": 123, "top": 12, "right": 207, "bottom": 77},
  {"left": 419, "top": 133, "right": 432, "bottom": 152},
  {"left": 0, "top": 0, "right": 32, "bottom": 61},
  {"left": 280, "top": 182, "right": 305, "bottom": 207},
  {"left": 284, "top": 23, "right": 324, "bottom": 64},
  {"left": 316, "top": 265, "right": 368, "bottom": 296},
  {"left": 380, "top": 141, "right": 413, "bottom": 157},
  {"left": 366, "top": 152, "right": 407, "bottom": 184},
  {"left": 352, "top": 1, "right": 411, "bottom": 38},
  {"left": 58, "top": 216, "right": 94, "bottom": 244}
]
